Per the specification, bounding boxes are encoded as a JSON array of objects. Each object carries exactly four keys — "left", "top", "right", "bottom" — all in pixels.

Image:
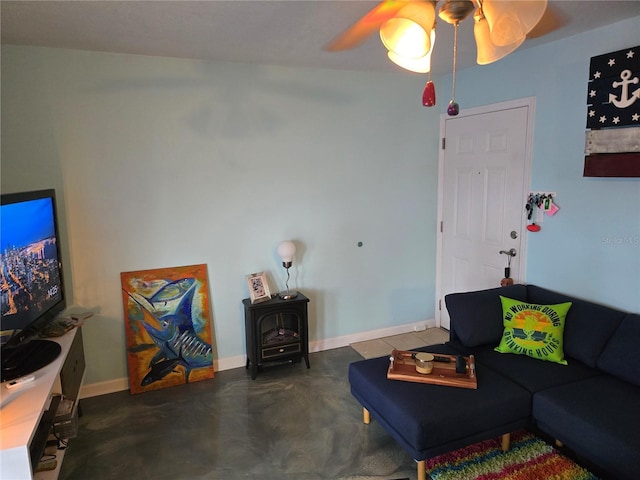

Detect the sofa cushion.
[
  {"left": 495, "top": 296, "right": 571, "bottom": 365},
  {"left": 598, "top": 314, "right": 640, "bottom": 386},
  {"left": 466, "top": 344, "right": 601, "bottom": 393},
  {"left": 445, "top": 284, "right": 528, "bottom": 347},
  {"left": 533, "top": 376, "right": 640, "bottom": 480},
  {"left": 348, "top": 344, "right": 531, "bottom": 460},
  {"left": 526, "top": 285, "right": 626, "bottom": 368}
]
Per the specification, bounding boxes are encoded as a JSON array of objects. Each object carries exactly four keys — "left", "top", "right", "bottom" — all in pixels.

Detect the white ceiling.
[{"left": 2, "top": 1, "right": 639, "bottom": 74}]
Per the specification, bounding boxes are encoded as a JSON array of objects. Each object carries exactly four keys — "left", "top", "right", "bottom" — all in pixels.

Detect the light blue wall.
[
  {"left": 1, "top": 47, "right": 440, "bottom": 385},
  {"left": 2, "top": 14, "right": 639, "bottom": 387},
  {"left": 444, "top": 15, "right": 640, "bottom": 312}
]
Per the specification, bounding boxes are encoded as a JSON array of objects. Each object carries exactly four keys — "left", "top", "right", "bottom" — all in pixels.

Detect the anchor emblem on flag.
[{"left": 609, "top": 69, "right": 640, "bottom": 109}]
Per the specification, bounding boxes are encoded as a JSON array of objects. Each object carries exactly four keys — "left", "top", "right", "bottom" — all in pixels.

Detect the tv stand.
[{"left": 0, "top": 327, "right": 85, "bottom": 479}]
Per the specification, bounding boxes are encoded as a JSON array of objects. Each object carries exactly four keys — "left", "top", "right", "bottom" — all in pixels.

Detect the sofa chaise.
[{"left": 348, "top": 284, "right": 640, "bottom": 480}]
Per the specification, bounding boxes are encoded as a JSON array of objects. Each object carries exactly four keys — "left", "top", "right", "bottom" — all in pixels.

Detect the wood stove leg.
[
  {"left": 303, "top": 354, "right": 310, "bottom": 369},
  {"left": 363, "top": 407, "right": 370, "bottom": 424},
  {"left": 501, "top": 433, "right": 511, "bottom": 451},
  {"left": 417, "top": 459, "right": 426, "bottom": 480}
]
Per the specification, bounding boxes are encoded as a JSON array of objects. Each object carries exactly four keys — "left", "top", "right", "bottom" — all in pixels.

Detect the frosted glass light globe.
[{"left": 278, "top": 241, "right": 296, "bottom": 264}]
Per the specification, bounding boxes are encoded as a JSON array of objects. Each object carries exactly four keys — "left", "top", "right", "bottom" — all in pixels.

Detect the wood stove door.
[{"left": 259, "top": 311, "right": 302, "bottom": 362}]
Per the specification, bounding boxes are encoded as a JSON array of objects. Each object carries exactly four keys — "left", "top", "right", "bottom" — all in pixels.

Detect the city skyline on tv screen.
[{"left": 1, "top": 197, "right": 63, "bottom": 331}]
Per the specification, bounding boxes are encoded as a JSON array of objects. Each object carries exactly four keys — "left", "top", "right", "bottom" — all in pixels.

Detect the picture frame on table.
[{"left": 246, "top": 272, "right": 271, "bottom": 304}]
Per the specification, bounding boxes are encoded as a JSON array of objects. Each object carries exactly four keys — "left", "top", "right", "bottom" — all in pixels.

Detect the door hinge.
[
  {"left": 440, "top": 221, "right": 443, "bottom": 233},
  {"left": 438, "top": 299, "right": 442, "bottom": 311},
  {"left": 441, "top": 137, "right": 446, "bottom": 150}
]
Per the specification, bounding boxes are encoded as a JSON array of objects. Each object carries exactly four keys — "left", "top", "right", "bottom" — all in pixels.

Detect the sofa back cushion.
[
  {"left": 445, "top": 284, "right": 528, "bottom": 347},
  {"left": 598, "top": 314, "right": 640, "bottom": 386},
  {"left": 526, "top": 285, "right": 626, "bottom": 368}
]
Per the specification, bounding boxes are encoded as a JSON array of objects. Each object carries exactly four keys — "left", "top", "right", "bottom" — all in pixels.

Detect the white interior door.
[{"left": 436, "top": 99, "right": 533, "bottom": 329}]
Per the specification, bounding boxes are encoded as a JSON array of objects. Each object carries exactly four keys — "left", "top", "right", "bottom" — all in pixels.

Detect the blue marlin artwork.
[{"left": 121, "top": 264, "right": 215, "bottom": 394}]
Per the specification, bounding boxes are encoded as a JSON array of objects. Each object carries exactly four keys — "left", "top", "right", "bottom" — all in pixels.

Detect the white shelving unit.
[{"left": 0, "top": 328, "right": 84, "bottom": 480}]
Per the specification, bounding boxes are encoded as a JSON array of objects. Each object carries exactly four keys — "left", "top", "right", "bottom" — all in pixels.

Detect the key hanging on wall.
[
  {"left": 543, "top": 193, "right": 560, "bottom": 216},
  {"left": 526, "top": 194, "right": 541, "bottom": 232},
  {"left": 526, "top": 192, "right": 559, "bottom": 232}
]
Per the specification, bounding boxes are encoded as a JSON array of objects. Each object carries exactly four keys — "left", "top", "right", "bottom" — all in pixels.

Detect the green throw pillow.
[{"left": 495, "top": 296, "right": 572, "bottom": 365}]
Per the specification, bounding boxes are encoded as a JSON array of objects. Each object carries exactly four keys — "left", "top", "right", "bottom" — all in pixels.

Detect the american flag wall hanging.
[{"left": 584, "top": 45, "right": 640, "bottom": 177}]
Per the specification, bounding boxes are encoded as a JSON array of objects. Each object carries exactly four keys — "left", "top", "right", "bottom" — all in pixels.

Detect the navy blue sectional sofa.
[{"left": 348, "top": 284, "right": 640, "bottom": 480}]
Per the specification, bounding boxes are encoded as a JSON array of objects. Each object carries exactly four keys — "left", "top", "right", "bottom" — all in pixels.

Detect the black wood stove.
[{"left": 243, "top": 293, "right": 310, "bottom": 379}]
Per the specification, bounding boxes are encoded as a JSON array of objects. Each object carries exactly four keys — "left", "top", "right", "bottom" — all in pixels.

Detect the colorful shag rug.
[{"left": 425, "top": 430, "right": 599, "bottom": 480}]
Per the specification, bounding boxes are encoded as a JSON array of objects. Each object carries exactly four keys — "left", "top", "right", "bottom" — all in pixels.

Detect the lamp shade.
[
  {"left": 482, "top": 0, "right": 547, "bottom": 47},
  {"left": 474, "top": 12, "right": 524, "bottom": 65},
  {"left": 380, "top": 1, "right": 435, "bottom": 59},
  {"left": 277, "top": 241, "right": 296, "bottom": 263},
  {"left": 388, "top": 27, "right": 436, "bottom": 73}
]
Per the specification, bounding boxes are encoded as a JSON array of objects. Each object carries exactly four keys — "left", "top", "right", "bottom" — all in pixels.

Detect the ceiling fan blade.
[{"left": 324, "top": 1, "right": 408, "bottom": 52}]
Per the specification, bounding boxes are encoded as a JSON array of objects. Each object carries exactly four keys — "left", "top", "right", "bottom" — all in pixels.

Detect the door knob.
[{"left": 499, "top": 248, "right": 517, "bottom": 257}]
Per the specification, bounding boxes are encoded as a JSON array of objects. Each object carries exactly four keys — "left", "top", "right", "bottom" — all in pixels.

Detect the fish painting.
[
  {"left": 141, "top": 347, "right": 186, "bottom": 386},
  {"left": 143, "top": 278, "right": 195, "bottom": 307},
  {"left": 121, "top": 264, "right": 215, "bottom": 394},
  {"left": 125, "top": 286, "right": 213, "bottom": 381}
]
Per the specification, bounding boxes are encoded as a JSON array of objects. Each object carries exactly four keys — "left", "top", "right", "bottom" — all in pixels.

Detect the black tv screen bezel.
[{"left": 1, "top": 188, "right": 67, "bottom": 348}]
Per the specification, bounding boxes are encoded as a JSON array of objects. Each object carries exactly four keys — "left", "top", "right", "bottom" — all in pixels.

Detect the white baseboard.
[
  {"left": 215, "top": 354, "right": 247, "bottom": 372},
  {"left": 80, "top": 377, "right": 129, "bottom": 399},
  {"left": 310, "top": 318, "right": 436, "bottom": 352},
  {"left": 79, "top": 318, "right": 436, "bottom": 398}
]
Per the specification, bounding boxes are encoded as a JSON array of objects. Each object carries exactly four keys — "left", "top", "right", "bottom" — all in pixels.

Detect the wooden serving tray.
[{"left": 387, "top": 350, "right": 477, "bottom": 389}]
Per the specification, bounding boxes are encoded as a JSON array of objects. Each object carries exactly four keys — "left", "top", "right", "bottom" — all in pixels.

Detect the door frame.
[{"left": 434, "top": 97, "right": 536, "bottom": 328}]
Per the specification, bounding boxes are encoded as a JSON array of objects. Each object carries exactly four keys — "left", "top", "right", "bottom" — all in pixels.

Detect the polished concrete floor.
[
  {"left": 59, "top": 336, "right": 452, "bottom": 480},
  {"left": 350, "top": 329, "right": 449, "bottom": 360}
]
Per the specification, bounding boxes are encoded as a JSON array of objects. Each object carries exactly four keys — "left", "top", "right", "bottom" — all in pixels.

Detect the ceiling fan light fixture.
[
  {"left": 380, "top": 1, "right": 436, "bottom": 58},
  {"left": 381, "top": 19, "right": 430, "bottom": 58},
  {"left": 510, "top": 0, "right": 548, "bottom": 34},
  {"left": 387, "top": 27, "right": 436, "bottom": 73},
  {"left": 474, "top": 11, "right": 524, "bottom": 65},
  {"left": 388, "top": 49, "right": 432, "bottom": 73},
  {"left": 326, "top": 0, "right": 549, "bottom": 108},
  {"left": 482, "top": 0, "right": 547, "bottom": 47},
  {"left": 437, "top": 0, "right": 475, "bottom": 25}
]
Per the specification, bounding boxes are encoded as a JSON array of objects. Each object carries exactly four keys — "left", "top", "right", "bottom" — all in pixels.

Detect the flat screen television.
[{"left": 1, "top": 189, "right": 66, "bottom": 382}]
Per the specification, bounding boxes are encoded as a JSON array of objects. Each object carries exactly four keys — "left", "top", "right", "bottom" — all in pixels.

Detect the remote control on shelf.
[{"left": 5, "top": 374, "right": 36, "bottom": 390}]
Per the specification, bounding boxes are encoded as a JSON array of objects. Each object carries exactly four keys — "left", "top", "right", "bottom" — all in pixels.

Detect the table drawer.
[{"left": 262, "top": 343, "right": 301, "bottom": 359}]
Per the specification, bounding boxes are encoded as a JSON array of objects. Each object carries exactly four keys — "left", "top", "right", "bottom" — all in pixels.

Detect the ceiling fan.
[{"left": 325, "top": 0, "right": 547, "bottom": 114}]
